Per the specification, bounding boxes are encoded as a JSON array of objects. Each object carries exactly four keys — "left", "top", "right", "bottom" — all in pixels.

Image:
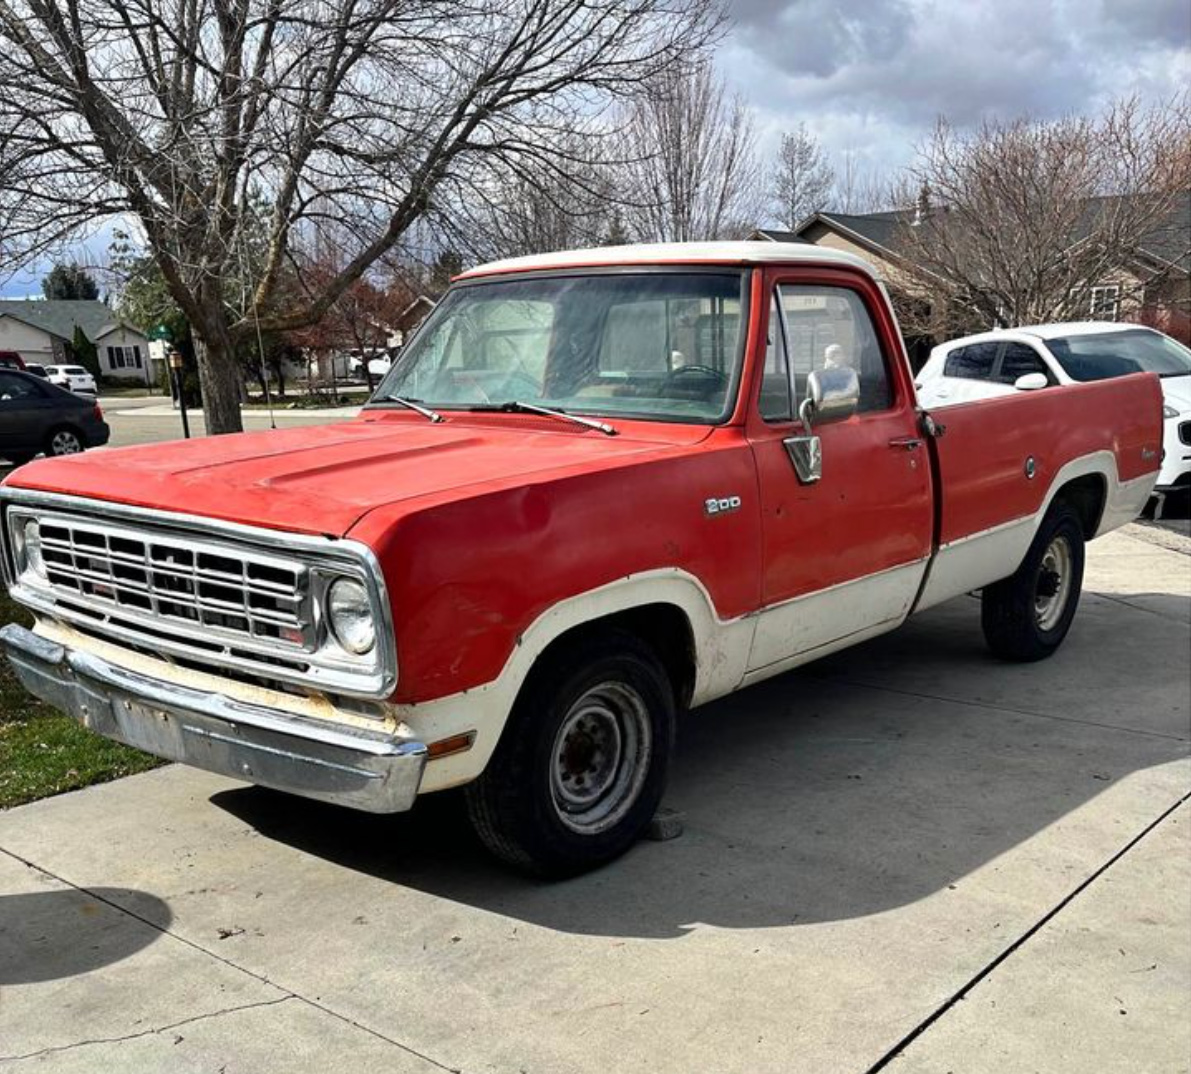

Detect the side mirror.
[
  {"left": 801, "top": 366, "right": 861, "bottom": 427},
  {"left": 786, "top": 367, "right": 861, "bottom": 485},
  {"left": 1014, "top": 372, "right": 1048, "bottom": 391}
]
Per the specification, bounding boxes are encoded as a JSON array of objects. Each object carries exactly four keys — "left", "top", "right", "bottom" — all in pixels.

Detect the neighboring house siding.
[
  {"left": 0, "top": 316, "right": 65, "bottom": 364},
  {"left": 97, "top": 326, "right": 152, "bottom": 384}
]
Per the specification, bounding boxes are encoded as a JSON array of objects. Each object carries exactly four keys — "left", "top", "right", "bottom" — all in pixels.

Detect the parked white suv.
[
  {"left": 44, "top": 365, "right": 98, "bottom": 395},
  {"left": 917, "top": 323, "right": 1191, "bottom": 503}
]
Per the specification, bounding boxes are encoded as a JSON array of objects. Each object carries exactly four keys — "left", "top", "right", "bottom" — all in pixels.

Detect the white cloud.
[{"left": 719, "top": 0, "right": 1191, "bottom": 181}]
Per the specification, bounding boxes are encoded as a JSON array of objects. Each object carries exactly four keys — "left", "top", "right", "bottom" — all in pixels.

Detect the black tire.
[
  {"left": 982, "top": 503, "right": 1085, "bottom": 662},
  {"left": 45, "top": 426, "right": 86, "bottom": 457},
  {"left": 465, "top": 630, "right": 676, "bottom": 877},
  {"left": 3, "top": 453, "right": 35, "bottom": 467}
]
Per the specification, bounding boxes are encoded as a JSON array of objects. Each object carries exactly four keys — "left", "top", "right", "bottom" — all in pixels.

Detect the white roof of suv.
[
  {"left": 939, "top": 323, "right": 1147, "bottom": 351},
  {"left": 1012, "top": 322, "right": 1145, "bottom": 340}
]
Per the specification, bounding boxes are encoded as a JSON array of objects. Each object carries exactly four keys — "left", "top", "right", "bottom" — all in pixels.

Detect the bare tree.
[
  {"left": 458, "top": 134, "right": 620, "bottom": 260},
  {"left": 834, "top": 148, "right": 888, "bottom": 214},
  {"left": 618, "top": 60, "right": 763, "bottom": 242},
  {"left": 892, "top": 96, "right": 1191, "bottom": 338},
  {"left": 0, "top": 0, "right": 719, "bottom": 433},
  {"left": 770, "top": 124, "right": 833, "bottom": 229}
]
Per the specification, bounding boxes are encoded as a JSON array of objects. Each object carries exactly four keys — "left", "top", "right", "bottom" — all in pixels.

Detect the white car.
[
  {"left": 917, "top": 322, "right": 1191, "bottom": 500},
  {"left": 44, "top": 364, "right": 98, "bottom": 395}
]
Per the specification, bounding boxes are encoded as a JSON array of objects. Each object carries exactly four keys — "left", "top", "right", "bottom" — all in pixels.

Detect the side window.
[
  {"left": 0, "top": 373, "right": 42, "bottom": 401},
  {"left": 995, "top": 343, "right": 1051, "bottom": 386},
  {"left": 943, "top": 343, "right": 998, "bottom": 380},
  {"left": 778, "top": 285, "right": 892, "bottom": 414},
  {"left": 759, "top": 294, "right": 793, "bottom": 422}
]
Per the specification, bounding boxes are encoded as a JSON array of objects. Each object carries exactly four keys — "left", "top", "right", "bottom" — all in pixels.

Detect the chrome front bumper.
[{"left": 0, "top": 624, "right": 427, "bottom": 813}]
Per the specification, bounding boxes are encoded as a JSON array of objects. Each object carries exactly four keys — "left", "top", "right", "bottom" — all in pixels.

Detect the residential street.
[
  {"left": 1, "top": 522, "right": 1187, "bottom": 1073},
  {"left": 97, "top": 393, "right": 362, "bottom": 449}
]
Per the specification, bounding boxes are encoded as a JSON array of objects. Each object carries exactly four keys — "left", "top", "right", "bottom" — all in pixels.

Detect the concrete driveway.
[{"left": 1, "top": 525, "right": 1188, "bottom": 1073}]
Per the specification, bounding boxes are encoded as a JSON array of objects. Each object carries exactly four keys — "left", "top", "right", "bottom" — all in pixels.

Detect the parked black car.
[{"left": 0, "top": 370, "right": 110, "bottom": 466}]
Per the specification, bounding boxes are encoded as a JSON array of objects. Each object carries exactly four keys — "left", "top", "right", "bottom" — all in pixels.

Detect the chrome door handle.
[{"left": 889, "top": 437, "right": 923, "bottom": 450}]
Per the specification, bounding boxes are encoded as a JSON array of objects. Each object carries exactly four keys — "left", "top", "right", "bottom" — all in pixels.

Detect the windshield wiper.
[
  {"left": 467, "top": 400, "right": 617, "bottom": 436},
  {"left": 374, "top": 395, "right": 444, "bottom": 423}
]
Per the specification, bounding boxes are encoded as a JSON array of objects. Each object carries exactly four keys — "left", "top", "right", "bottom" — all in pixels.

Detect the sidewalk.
[{"left": 1, "top": 525, "right": 1187, "bottom": 1073}]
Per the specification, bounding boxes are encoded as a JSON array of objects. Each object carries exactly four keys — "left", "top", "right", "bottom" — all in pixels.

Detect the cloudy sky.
[
  {"left": 2, "top": 0, "right": 1188, "bottom": 298},
  {"left": 722, "top": 0, "right": 1190, "bottom": 181}
]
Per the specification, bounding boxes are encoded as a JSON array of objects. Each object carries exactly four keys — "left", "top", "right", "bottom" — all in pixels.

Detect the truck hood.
[{"left": 5, "top": 414, "right": 695, "bottom": 538}]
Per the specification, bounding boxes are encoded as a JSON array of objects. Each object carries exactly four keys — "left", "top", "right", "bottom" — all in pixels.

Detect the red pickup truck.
[{"left": 0, "top": 243, "right": 1163, "bottom": 875}]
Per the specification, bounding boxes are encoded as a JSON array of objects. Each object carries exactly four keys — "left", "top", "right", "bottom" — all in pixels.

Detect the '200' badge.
[{"left": 705, "top": 495, "right": 742, "bottom": 516}]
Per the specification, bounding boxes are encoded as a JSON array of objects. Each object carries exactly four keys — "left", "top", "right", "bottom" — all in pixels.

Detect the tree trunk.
[{"left": 193, "top": 328, "right": 245, "bottom": 434}]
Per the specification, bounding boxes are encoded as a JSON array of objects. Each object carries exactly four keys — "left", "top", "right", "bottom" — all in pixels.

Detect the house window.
[
  {"left": 106, "top": 345, "right": 144, "bottom": 369},
  {"left": 1089, "top": 286, "right": 1120, "bottom": 320}
]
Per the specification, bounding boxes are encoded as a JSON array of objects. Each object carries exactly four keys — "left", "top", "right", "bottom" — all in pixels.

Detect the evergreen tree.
[
  {"left": 69, "top": 326, "right": 100, "bottom": 378},
  {"left": 42, "top": 263, "right": 100, "bottom": 301}
]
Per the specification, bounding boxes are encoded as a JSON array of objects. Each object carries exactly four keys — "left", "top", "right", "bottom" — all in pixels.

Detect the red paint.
[
  {"left": 931, "top": 373, "right": 1163, "bottom": 544},
  {"left": 4, "top": 257, "right": 1163, "bottom": 705},
  {"left": 747, "top": 267, "right": 934, "bottom": 602}
]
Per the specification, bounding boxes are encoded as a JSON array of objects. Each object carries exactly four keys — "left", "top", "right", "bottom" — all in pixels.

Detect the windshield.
[
  {"left": 1046, "top": 329, "right": 1191, "bottom": 381},
  {"left": 372, "top": 271, "right": 747, "bottom": 424}
]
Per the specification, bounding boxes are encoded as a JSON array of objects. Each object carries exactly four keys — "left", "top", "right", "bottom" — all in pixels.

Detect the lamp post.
[{"left": 169, "top": 349, "right": 191, "bottom": 439}]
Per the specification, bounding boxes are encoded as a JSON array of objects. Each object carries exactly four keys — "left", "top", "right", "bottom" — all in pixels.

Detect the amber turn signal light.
[{"left": 425, "top": 732, "right": 476, "bottom": 760}]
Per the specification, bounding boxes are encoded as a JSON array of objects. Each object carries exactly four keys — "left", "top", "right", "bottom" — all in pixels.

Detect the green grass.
[{"left": 1, "top": 590, "right": 162, "bottom": 809}]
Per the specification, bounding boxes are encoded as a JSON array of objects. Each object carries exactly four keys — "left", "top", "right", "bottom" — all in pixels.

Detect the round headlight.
[
  {"left": 326, "top": 577, "right": 375, "bottom": 655},
  {"left": 23, "top": 519, "right": 46, "bottom": 578}
]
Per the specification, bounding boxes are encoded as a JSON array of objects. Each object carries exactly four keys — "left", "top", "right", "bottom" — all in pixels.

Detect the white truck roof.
[{"left": 458, "top": 241, "right": 881, "bottom": 282}]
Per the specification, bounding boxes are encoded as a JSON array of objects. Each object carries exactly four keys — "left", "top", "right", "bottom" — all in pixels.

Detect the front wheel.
[
  {"left": 982, "top": 503, "right": 1085, "bottom": 662},
  {"left": 465, "top": 631, "right": 676, "bottom": 877}
]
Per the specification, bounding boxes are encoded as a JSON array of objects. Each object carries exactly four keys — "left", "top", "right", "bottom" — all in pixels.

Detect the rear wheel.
[
  {"left": 46, "top": 427, "right": 85, "bottom": 456},
  {"left": 465, "top": 631, "right": 676, "bottom": 877},
  {"left": 982, "top": 503, "right": 1085, "bottom": 662}
]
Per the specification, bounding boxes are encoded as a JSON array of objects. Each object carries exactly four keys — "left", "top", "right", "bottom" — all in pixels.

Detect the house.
[
  {"left": 753, "top": 192, "right": 1191, "bottom": 359},
  {"left": 0, "top": 300, "right": 154, "bottom": 384},
  {"left": 392, "top": 295, "right": 435, "bottom": 345}
]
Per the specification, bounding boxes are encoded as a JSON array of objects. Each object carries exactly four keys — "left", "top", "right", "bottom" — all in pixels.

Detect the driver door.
[{"left": 745, "top": 269, "right": 934, "bottom": 676}]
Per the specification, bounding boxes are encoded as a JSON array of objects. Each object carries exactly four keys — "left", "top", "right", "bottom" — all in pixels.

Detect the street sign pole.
[{"left": 168, "top": 349, "right": 190, "bottom": 439}]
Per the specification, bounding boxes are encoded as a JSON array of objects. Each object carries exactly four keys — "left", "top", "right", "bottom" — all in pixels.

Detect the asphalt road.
[{"left": 99, "top": 393, "right": 359, "bottom": 449}]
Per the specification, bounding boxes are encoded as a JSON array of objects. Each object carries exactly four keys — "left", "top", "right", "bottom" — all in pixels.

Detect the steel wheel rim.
[
  {"left": 51, "top": 431, "right": 82, "bottom": 455},
  {"left": 549, "top": 681, "right": 652, "bottom": 835},
  {"left": 1034, "top": 535, "right": 1073, "bottom": 632}
]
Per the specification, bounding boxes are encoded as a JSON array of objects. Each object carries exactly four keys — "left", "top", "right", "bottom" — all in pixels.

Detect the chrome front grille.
[
  {"left": 2, "top": 492, "right": 397, "bottom": 699},
  {"left": 36, "top": 517, "right": 313, "bottom": 650}
]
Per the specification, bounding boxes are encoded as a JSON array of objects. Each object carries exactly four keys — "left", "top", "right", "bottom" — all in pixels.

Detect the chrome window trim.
[{"left": 0, "top": 488, "right": 398, "bottom": 699}]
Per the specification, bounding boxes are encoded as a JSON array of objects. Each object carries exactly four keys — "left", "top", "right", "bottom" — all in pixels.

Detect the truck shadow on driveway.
[
  {"left": 0, "top": 888, "right": 171, "bottom": 985},
  {"left": 212, "top": 597, "right": 1190, "bottom": 940}
]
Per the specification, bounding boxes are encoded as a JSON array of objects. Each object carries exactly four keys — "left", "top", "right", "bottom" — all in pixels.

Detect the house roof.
[
  {"left": 0, "top": 299, "right": 145, "bottom": 343},
  {"left": 795, "top": 193, "right": 1190, "bottom": 275},
  {"left": 749, "top": 229, "right": 814, "bottom": 245}
]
